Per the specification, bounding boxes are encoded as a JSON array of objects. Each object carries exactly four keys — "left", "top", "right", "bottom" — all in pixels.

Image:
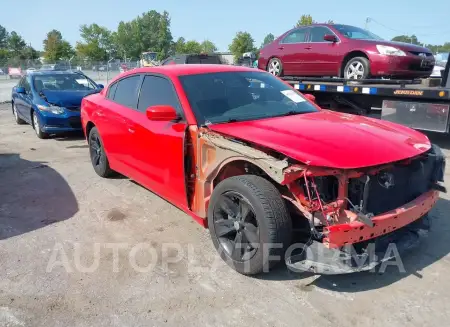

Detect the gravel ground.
[{"left": 1, "top": 103, "right": 450, "bottom": 327}]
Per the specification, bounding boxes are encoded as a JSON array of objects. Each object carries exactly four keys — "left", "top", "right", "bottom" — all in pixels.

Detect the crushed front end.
[{"left": 283, "top": 144, "right": 446, "bottom": 274}]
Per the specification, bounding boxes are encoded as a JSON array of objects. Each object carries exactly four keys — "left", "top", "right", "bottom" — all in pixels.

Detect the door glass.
[
  {"left": 281, "top": 29, "right": 307, "bottom": 44},
  {"left": 137, "top": 75, "right": 181, "bottom": 113},
  {"left": 113, "top": 75, "right": 141, "bottom": 108},
  {"left": 107, "top": 82, "right": 118, "bottom": 99},
  {"left": 23, "top": 78, "right": 31, "bottom": 93},
  {"left": 310, "top": 27, "right": 333, "bottom": 42}
]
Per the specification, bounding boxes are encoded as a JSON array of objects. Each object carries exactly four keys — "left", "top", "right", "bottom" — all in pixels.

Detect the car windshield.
[
  {"left": 179, "top": 71, "right": 318, "bottom": 125},
  {"left": 436, "top": 53, "right": 449, "bottom": 62},
  {"left": 33, "top": 74, "right": 97, "bottom": 92},
  {"left": 334, "top": 24, "right": 384, "bottom": 40}
]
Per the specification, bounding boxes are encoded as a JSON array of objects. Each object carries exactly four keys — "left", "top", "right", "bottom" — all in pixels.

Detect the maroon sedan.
[{"left": 259, "top": 24, "right": 435, "bottom": 79}]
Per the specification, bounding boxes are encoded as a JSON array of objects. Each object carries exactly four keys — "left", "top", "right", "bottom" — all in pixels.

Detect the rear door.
[
  {"left": 97, "top": 74, "right": 142, "bottom": 172},
  {"left": 126, "top": 74, "right": 188, "bottom": 207},
  {"left": 276, "top": 27, "right": 309, "bottom": 75},
  {"left": 303, "top": 26, "right": 342, "bottom": 76}
]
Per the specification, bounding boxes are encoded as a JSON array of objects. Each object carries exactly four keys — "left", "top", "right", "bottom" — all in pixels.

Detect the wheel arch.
[
  {"left": 85, "top": 121, "right": 96, "bottom": 139},
  {"left": 340, "top": 50, "right": 370, "bottom": 77}
]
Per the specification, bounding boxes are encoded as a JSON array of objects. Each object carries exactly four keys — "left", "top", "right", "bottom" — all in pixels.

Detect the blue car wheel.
[
  {"left": 12, "top": 103, "right": 25, "bottom": 125},
  {"left": 32, "top": 111, "right": 49, "bottom": 139}
]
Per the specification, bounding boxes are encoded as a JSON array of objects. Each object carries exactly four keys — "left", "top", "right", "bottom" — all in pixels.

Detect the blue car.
[{"left": 11, "top": 70, "right": 104, "bottom": 138}]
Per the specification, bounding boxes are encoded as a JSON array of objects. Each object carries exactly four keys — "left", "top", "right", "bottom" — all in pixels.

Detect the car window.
[
  {"left": 33, "top": 74, "right": 97, "bottom": 91},
  {"left": 113, "top": 75, "right": 141, "bottom": 108},
  {"left": 23, "top": 78, "right": 31, "bottom": 93},
  {"left": 281, "top": 28, "right": 307, "bottom": 44},
  {"left": 333, "top": 24, "right": 383, "bottom": 40},
  {"left": 137, "top": 75, "right": 181, "bottom": 113},
  {"left": 179, "top": 71, "right": 318, "bottom": 125},
  {"left": 310, "top": 26, "right": 334, "bottom": 42},
  {"left": 17, "top": 77, "right": 25, "bottom": 87},
  {"left": 107, "top": 82, "right": 118, "bottom": 99}
]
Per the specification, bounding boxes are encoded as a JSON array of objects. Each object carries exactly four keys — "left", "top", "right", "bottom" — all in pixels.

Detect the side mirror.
[
  {"left": 323, "top": 34, "right": 338, "bottom": 43},
  {"left": 16, "top": 86, "right": 26, "bottom": 94},
  {"left": 146, "top": 105, "right": 179, "bottom": 121},
  {"left": 304, "top": 93, "right": 316, "bottom": 103},
  {"left": 97, "top": 84, "right": 104, "bottom": 89}
]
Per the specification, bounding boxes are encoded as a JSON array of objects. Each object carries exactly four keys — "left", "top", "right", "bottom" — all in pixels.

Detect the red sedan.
[
  {"left": 259, "top": 24, "right": 435, "bottom": 79},
  {"left": 81, "top": 65, "right": 445, "bottom": 275}
]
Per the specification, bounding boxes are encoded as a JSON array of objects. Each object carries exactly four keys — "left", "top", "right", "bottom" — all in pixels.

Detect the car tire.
[
  {"left": 208, "top": 175, "right": 292, "bottom": 275},
  {"left": 267, "top": 57, "right": 283, "bottom": 77},
  {"left": 88, "top": 127, "right": 116, "bottom": 178},
  {"left": 32, "top": 110, "right": 49, "bottom": 139},
  {"left": 344, "top": 57, "right": 370, "bottom": 80},
  {"left": 12, "top": 103, "right": 25, "bottom": 125}
]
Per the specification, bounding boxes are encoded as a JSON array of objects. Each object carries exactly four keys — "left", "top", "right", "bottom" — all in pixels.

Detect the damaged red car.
[{"left": 81, "top": 65, "right": 446, "bottom": 275}]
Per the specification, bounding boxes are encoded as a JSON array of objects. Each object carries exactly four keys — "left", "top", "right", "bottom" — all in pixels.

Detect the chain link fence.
[
  {"left": 0, "top": 58, "right": 141, "bottom": 83},
  {"left": 0, "top": 57, "right": 142, "bottom": 102}
]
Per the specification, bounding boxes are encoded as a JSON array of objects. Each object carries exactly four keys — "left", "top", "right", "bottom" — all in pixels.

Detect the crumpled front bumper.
[{"left": 286, "top": 215, "right": 431, "bottom": 274}]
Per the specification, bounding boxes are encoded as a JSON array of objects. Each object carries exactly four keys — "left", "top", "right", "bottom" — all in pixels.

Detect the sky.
[{"left": 2, "top": 0, "right": 450, "bottom": 51}]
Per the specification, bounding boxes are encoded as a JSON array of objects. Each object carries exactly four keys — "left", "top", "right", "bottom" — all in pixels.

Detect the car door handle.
[
  {"left": 305, "top": 46, "right": 312, "bottom": 50},
  {"left": 128, "top": 127, "right": 135, "bottom": 134},
  {"left": 278, "top": 46, "right": 284, "bottom": 50}
]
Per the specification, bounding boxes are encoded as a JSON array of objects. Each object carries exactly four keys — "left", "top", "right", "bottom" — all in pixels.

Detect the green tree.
[
  {"left": 391, "top": 35, "right": 421, "bottom": 45},
  {"left": 76, "top": 24, "right": 113, "bottom": 61},
  {"left": 296, "top": 14, "right": 314, "bottom": 27},
  {"left": 201, "top": 40, "right": 217, "bottom": 53},
  {"left": 0, "top": 25, "right": 8, "bottom": 48},
  {"left": 184, "top": 40, "right": 202, "bottom": 54},
  {"left": 43, "top": 30, "right": 74, "bottom": 62},
  {"left": 172, "top": 37, "right": 186, "bottom": 54},
  {"left": 113, "top": 10, "right": 173, "bottom": 60},
  {"left": 261, "top": 33, "right": 275, "bottom": 47},
  {"left": 7, "top": 31, "right": 26, "bottom": 56},
  {"left": 229, "top": 31, "right": 256, "bottom": 62}
]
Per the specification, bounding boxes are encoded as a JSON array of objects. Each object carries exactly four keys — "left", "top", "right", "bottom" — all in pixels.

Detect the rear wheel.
[
  {"left": 267, "top": 58, "right": 283, "bottom": 76},
  {"left": 12, "top": 103, "right": 25, "bottom": 124},
  {"left": 32, "top": 110, "right": 49, "bottom": 139},
  {"left": 208, "top": 175, "right": 292, "bottom": 275},
  {"left": 344, "top": 57, "right": 370, "bottom": 80},
  {"left": 88, "top": 127, "right": 115, "bottom": 178}
]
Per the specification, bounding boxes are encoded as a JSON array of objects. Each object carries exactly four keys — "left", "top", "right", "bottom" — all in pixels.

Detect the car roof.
[
  {"left": 28, "top": 70, "right": 80, "bottom": 76},
  {"left": 118, "top": 64, "right": 257, "bottom": 78}
]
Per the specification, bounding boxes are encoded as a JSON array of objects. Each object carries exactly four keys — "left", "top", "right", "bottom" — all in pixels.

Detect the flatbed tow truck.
[{"left": 282, "top": 59, "right": 450, "bottom": 133}]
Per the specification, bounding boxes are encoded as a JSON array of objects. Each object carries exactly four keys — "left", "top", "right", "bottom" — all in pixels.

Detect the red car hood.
[{"left": 208, "top": 111, "right": 431, "bottom": 169}]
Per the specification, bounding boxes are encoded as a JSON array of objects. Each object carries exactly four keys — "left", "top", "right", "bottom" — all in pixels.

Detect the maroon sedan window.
[{"left": 281, "top": 28, "right": 307, "bottom": 44}]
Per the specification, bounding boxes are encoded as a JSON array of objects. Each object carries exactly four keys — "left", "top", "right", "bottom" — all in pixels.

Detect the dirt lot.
[{"left": 1, "top": 102, "right": 450, "bottom": 327}]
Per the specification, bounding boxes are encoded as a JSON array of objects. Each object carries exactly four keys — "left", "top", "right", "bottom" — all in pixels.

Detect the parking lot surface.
[{"left": 1, "top": 103, "right": 450, "bottom": 327}]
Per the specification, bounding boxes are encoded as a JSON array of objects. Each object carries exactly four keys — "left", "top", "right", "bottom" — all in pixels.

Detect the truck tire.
[
  {"left": 208, "top": 175, "right": 292, "bottom": 275},
  {"left": 344, "top": 57, "right": 370, "bottom": 80}
]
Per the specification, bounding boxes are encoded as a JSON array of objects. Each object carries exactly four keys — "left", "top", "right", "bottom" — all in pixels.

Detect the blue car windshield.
[
  {"left": 33, "top": 74, "right": 97, "bottom": 92},
  {"left": 179, "top": 71, "right": 318, "bottom": 125}
]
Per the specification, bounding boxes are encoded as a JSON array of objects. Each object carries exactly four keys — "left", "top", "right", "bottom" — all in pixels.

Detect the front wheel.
[
  {"left": 267, "top": 58, "right": 283, "bottom": 76},
  {"left": 208, "top": 175, "right": 292, "bottom": 275},
  {"left": 32, "top": 110, "right": 49, "bottom": 139},
  {"left": 12, "top": 103, "right": 25, "bottom": 124},
  {"left": 344, "top": 57, "right": 370, "bottom": 80}
]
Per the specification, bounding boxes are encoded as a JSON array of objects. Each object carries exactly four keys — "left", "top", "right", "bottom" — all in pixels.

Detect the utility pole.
[{"left": 365, "top": 17, "right": 371, "bottom": 30}]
